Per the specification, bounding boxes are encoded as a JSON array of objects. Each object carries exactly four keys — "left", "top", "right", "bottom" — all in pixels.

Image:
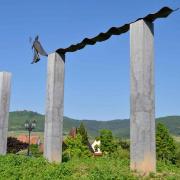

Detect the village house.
[
  {"left": 91, "top": 139, "right": 102, "bottom": 156},
  {"left": 17, "top": 134, "right": 41, "bottom": 145}
]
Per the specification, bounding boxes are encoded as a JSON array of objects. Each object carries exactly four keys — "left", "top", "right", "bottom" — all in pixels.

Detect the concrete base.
[
  {"left": 0, "top": 72, "right": 11, "bottom": 155},
  {"left": 130, "top": 20, "right": 156, "bottom": 174},
  {"left": 44, "top": 52, "right": 65, "bottom": 163}
]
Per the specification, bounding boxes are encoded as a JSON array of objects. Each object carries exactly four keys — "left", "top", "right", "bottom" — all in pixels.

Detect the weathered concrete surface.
[
  {"left": 0, "top": 72, "right": 11, "bottom": 155},
  {"left": 44, "top": 52, "right": 65, "bottom": 163},
  {"left": 130, "top": 20, "right": 156, "bottom": 174}
]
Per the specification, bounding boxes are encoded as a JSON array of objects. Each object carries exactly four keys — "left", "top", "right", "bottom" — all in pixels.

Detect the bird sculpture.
[{"left": 30, "top": 35, "right": 48, "bottom": 64}]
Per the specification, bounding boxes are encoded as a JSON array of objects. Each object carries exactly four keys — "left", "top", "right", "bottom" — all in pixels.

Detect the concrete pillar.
[
  {"left": 44, "top": 52, "right": 65, "bottom": 163},
  {"left": 0, "top": 72, "right": 11, "bottom": 155},
  {"left": 130, "top": 20, "right": 156, "bottom": 174}
]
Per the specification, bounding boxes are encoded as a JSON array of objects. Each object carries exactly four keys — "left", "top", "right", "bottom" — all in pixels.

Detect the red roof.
[{"left": 17, "top": 134, "right": 40, "bottom": 145}]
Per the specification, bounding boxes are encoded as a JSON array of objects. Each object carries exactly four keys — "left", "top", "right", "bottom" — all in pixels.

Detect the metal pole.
[{"left": 27, "top": 130, "right": 31, "bottom": 156}]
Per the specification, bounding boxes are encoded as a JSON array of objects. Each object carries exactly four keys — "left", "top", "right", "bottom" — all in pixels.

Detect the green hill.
[{"left": 9, "top": 110, "right": 180, "bottom": 138}]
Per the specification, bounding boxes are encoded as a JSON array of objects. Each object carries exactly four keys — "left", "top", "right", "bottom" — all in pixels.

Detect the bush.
[
  {"left": 63, "top": 134, "right": 91, "bottom": 160},
  {"left": 7, "top": 137, "right": 28, "bottom": 154},
  {"left": 30, "top": 144, "right": 43, "bottom": 157},
  {"left": 110, "top": 148, "right": 130, "bottom": 159},
  {"left": 118, "top": 138, "right": 130, "bottom": 151},
  {"left": 0, "top": 154, "right": 179, "bottom": 179},
  {"left": 156, "top": 123, "right": 176, "bottom": 164},
  {"left": 175, "top": 142, "right": 180, "bottom": 167},
  {"left": 100, "top": 129, "right": 117, "bottom": 155},
  {"left": 0, "top": 155, "right": 73, "bottom": 179}
]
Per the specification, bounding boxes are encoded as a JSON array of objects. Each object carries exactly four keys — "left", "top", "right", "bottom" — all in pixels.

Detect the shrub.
[
  {"left": 0, "top": 155, "right": 179, "bottom": 179},
  {"left": 30, "top": 144, "right": 43, "bottom": 157},
  {"left": 111, "top": 148, "right": 130, "bottom": 159},
  {"left": 100, "top": 129, "right": 117, "bottom": 154},
  {"left": 118, "top": 138, "right": 130, "bottom": 151},
  {"left": 63, "top": 134, "right": 91, "bottom": 160},
  {"left": 156, "top": 123, "right": 176, "bottom": 164},
  {"left": 7, "top": 137, "right": 28, "bottom": 154},
  {"left": 175, "top": 142, "right": 180, "bottom": 167},
  {"left": 95, "top": 136, "right": 100, "bottom": 141}
]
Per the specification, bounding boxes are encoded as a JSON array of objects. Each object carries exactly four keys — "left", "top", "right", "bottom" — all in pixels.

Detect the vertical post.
[
  {"left": 44, "top": 52, "right": 65, "bottom": 163},
  {"left": 27, "top": 130, "right": 31, "bottom": 156},
  {"left": 0, "top": 72, "right": 11, "bottom": 155},
  {"left": 130, "top": 20, "right": 156, "bottom": 174}
]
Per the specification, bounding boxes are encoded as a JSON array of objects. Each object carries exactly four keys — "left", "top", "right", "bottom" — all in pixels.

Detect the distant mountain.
[{"left": 9, "top": 111, "right": 180, "bottom": 138}]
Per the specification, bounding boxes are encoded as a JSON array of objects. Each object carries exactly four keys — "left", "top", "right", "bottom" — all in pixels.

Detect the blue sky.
[{"left": 0, "top": 0, "right": 180, "bottom": 120}]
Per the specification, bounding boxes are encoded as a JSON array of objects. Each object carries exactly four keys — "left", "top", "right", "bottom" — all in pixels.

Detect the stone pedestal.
[
  {"left": 130, "top": 20, "right": 156, "bottom": 174},
  {"left": 44, "top": 52, "right": 65, "bottom": 163},
  {"left": 0, "top": 72, "right": 11, "bottom": 155}
]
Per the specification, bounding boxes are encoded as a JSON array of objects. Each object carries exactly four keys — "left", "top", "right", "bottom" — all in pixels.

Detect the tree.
[
  {"left": 100, "top": 129, "right": 117, "bottom": 154},
  {"left": 156, "top": 123, "right": 176, "bottom": 163},
  {"left": 63, "top": 133, "right": 91, "bottom": 161},
  {"left": 78, "top": 122, "right": 88, "bottom": 145},
  {"left": 7, "top": 137, "right": 28, "bottom": 153},
  {"left": 118, "top": 138, "right": 130, "bottom": 151},
  {"left": 175, "top": 142, "right": 180, "bottom": 167}
]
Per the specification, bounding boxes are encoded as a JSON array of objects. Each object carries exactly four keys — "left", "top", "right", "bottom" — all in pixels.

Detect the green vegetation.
[
  {"left": 63, "top": 134, "right": 91, "bottom": 161},
  {"left": 118, "top": 138, "right": 130, "bottom": 151},
  {"left": 100, "top": 129, "right": 117, "bottom": 154},
  {"left": 78, "top": 122, "right": 88, "bottom": 145},
  {"left": 8, "top": 111, "right": 180, "bottom": 138},
  {"left": 16, "top": 144, "right": 43, "bottom": 157},
  {"left": 29, "top": 144, "right": 43, "bottom": 157},
  {"left": 63, "top": 123, "right": 92, "bottom": 162},
  {"left": 156, "top": 123, "right": 176, "bottom": 164},
  {"left": 2, "top": 123, "right": 180, "bottom": 179},
  {"left": 9, "top": 111, "right": 44, "bottom": 132},
  {"left": 0, "top": 155, "right": 179, "bottom": 179},
  {"left": 175, "top": 141, "right": 180, "bottom": 167}
]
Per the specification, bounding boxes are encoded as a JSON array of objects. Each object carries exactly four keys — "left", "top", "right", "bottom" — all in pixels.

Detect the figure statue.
[{"left": 30, "top": 35, "right": 48, "bottom": 64}]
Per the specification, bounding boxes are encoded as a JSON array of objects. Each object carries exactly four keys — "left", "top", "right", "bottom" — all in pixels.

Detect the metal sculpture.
[
  {"left": 30, "top": 6, "right": 178, "bottom": 175},
  {"left": 30, "top": 35, "right": 48, "bottom": 64}
]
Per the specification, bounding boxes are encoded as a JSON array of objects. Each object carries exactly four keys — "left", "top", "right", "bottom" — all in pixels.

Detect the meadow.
[
  {"left": 5, "top": 112, "right": 180, "bottom": 179},
  {"left": 0, "top": 154, "right": 180, "bottom": 180}
]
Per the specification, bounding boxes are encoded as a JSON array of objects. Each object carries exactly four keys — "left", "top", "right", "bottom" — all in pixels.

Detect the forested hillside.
[{"left": 9, "top": 111, "right": 180, "bottom": 138}]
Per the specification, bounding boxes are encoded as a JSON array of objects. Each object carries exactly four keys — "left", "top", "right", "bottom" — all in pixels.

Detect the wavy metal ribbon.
[{"left": 56, "top": 7, "right": 175, "bottom": 54}]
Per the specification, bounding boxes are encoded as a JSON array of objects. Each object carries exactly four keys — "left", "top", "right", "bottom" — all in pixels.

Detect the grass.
[
  {"left": 173, "top": 136, "right": 180, "bottom": 142},
  {"left": 6, "top": 131, "right": 180, "bottom": 179},
  {"left": 0, "top": 154, "right": 179, "bottom": 180}
]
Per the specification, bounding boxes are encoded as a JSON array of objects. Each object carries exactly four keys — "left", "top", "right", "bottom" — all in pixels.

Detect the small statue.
[{"left": 30, "top": 35, "right": 48, "bottom": 64}]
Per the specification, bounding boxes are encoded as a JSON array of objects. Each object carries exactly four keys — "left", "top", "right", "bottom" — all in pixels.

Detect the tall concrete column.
[
  {"left": 0, "top": 72, "right": 11, "bottom": 155},
  {"left": 130, "top": 20, "right": 156, "bottom": 174},
  {"left": 44, "top": 52, "right": 65, "bottom": 163}
]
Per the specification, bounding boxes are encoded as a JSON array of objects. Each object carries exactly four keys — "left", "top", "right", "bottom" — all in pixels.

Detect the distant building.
[
  {"left": 91, "top": 140, "right": 102, "bottom": 156},
  {"left": 17, "top": 134, "right": 41, "bottom": 145},
  {"left": 17, "top": 128, "right": 95, "bottom": 154}
]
